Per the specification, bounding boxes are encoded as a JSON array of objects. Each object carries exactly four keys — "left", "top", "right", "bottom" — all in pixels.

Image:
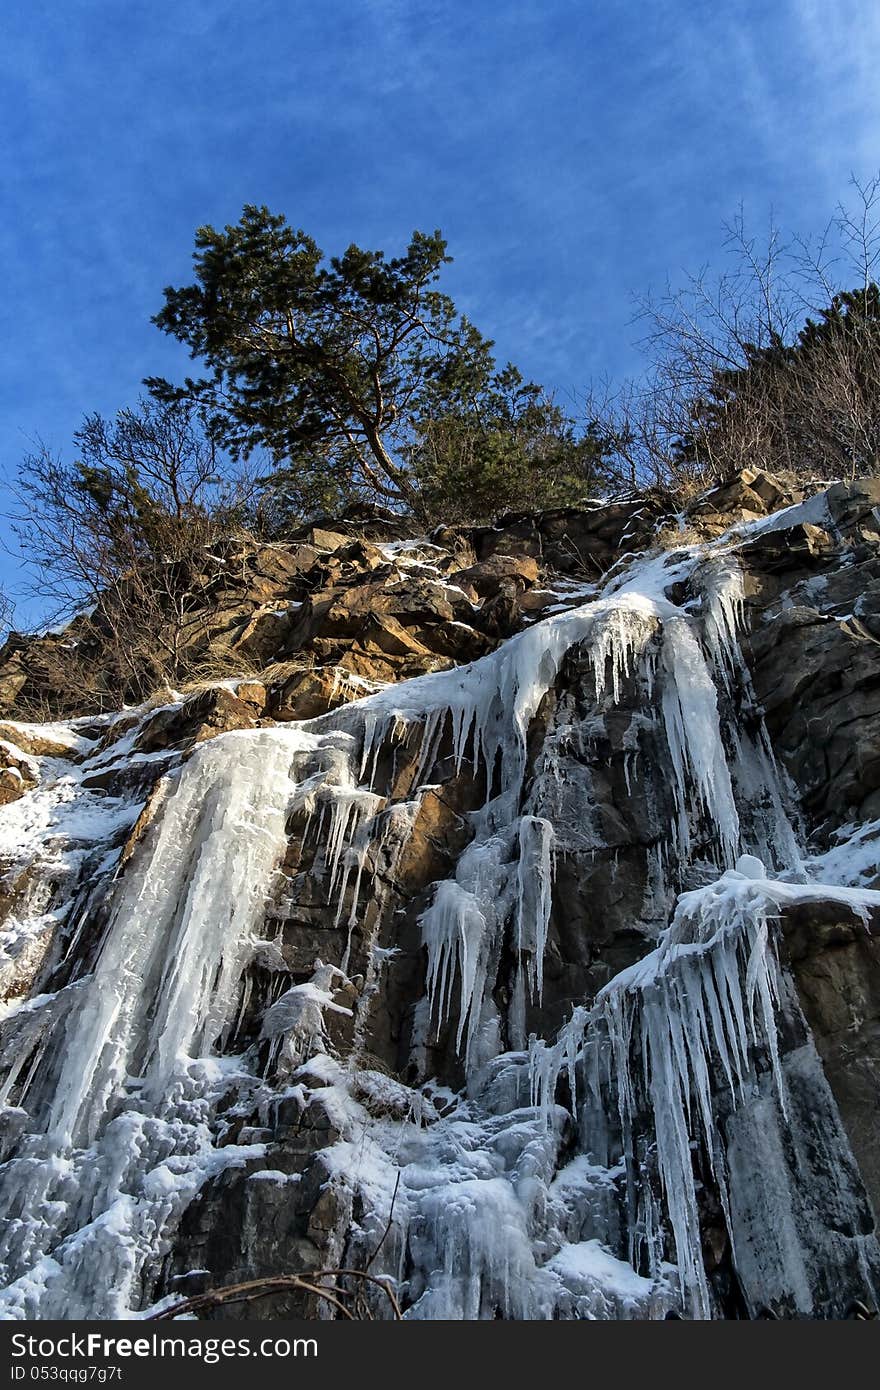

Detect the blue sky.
[{"left": 2, "top": 0, "right": 879, "bottom": 625}]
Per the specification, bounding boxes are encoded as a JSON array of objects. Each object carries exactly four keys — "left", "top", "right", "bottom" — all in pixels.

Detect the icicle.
[
  {"left": 660, "top": 616, "right": 740, "bottom": 866},
  {"left": 5, "top": 485, "right": 874, "bottom": 1321},
  {"left": 515, "top": 815, "right": 555, "bottom": 1001},
  {"left": 0, "top": 728, "right": 324, "bottom": 1314},
  {"left": 699, "top": 552, "right": 745, "bottom": 683},
  {"left": 526, "top": 861, "right": 841, "bottom": 1317},
  {"left": 57, "top": 731, "right": 306, "bottom": 1140},
  {"left": 421, "top": 879, "right": 492, "bottom": 1062}
]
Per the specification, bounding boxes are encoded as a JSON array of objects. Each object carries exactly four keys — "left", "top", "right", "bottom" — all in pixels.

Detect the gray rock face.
[
  {"left": 742, "top": 478, "right": 880, "bottom": 828},
  {"left": 781, "top": 897, "right": 880, "bottom": 1223},
  {"left": 0, "top": 471, "right": 879, "bottom": 1321}
]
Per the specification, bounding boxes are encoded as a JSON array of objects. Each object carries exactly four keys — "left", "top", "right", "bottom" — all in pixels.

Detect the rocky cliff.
[{"left": 0, "top": 469, "right": 879, "bottom": 1320}]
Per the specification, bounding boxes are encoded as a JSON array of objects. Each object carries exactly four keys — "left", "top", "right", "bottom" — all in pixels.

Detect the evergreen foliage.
[{"left": 147, "top": 205, "right": 611, "bottom": 520}]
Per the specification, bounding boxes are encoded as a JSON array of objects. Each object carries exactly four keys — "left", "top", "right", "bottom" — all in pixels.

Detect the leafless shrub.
[
  {"left": 4, "top": 397, "right": 271, "bottom": 709},
  {"left": 654, "top": 521, "right": 705, "bottom": 551},
  {"left": 147, "top": 1267, "right": 403, "bottom": 1321},
  {"left": 0, "top": 589, "right": 12, "bottom": 643},
  {"left": 587, "top": 175, "right": 880, "bottom": 490}
]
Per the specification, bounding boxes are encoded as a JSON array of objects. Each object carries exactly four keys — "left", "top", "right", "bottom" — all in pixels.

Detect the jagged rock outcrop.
[
  {"left": 0, "top": 469, "right": 879, "bottom": 1321},
  {"left": 0, "top": 470, "right": 805, "bottom": 725}
]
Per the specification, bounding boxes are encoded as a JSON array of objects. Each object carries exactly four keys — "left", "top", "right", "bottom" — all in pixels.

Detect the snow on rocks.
[
  {"left": 260, "top": 961, "right": 353, "bottom": 1074},
  {"left": 529, "top": 857, "right": 880, "bottom": 1316},
  {"left": 0, "top": 481, "right": 878, "bottom": 1319}
]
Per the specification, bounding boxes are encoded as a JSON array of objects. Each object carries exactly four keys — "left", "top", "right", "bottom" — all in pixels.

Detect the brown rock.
[
  {"left": 450, "top": 553, "right": 540, "bottom": 597},
  {"left": 473, "top": 518, "right": 543, "bottom": 562},
  {"left": 250, "top": 542, "right": 321, "bottom": 584},
  {"left": 478, "top": 590, "right": 524, "bottom": 638},
  {"left": 281, "top": 578, "right": 462, "bottom": 657},
  {"left": 0, "top": 722, "right": 79, "bottom": 760},
  {"left": 360, "top": 612, "right": 436, "bottom": 660},
  {"left": 234, "top": 681, "right": 267, "bottom": 713},
  {"left": 270, "top": 667, "right": 353, "bottom": 722},
  {"left": 746, "top": 470, "right": 792, "bottom": 508},
  {"left": 325, "top": 537, "right": 388, "bottom": 572},
  {"left": 404, "top": 621, "right": 495, "bottom": 663},
  {"left": 135, "top": 687, "right": 258, "bottom": 754},
  {"left": 0, "top": 742, "right": 39, "bottom": 805},
  {"left": 825, "top": 477, "right": 880, "bottom": 536},
  {"left": 118, "top": 780, "right": 169, "bottom": 869},
  {"left": 309, "top": 527, "right": 355, "bottom": 552},
  {"left": 227, "top": 607, "right": 296, "bottom": 665},
  {"left": 690, "top": 469, "right": 774, "bottom": 520},
  {"left": 394, "top": 787, "right": 472, "bottom": 892}
]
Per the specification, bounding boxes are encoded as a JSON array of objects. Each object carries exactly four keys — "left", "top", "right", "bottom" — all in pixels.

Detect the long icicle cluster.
[
  {"left": 529, "top": 862, "right": 799, "bottom": 1316},
  {"left": 0, "top": 529, "right": 827, "bottom": 1318}
]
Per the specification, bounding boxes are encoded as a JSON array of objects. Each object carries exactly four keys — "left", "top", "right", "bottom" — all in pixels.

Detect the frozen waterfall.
[{"left": 0, "top": 519, "right": 878, "bottom": 1320}]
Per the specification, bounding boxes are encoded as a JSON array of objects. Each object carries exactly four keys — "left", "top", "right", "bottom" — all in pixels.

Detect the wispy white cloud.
[
  {"left": 785, "top": 0, "right": 880, "bottom": 184},
  {"left": 2, "top": 0, "right": 880, "bottom": 620}
]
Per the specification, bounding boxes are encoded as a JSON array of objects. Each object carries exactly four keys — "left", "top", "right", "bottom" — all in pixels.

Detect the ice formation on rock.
[{"left": 0, "top": 492, "right": 878, "bottom": 1320}]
